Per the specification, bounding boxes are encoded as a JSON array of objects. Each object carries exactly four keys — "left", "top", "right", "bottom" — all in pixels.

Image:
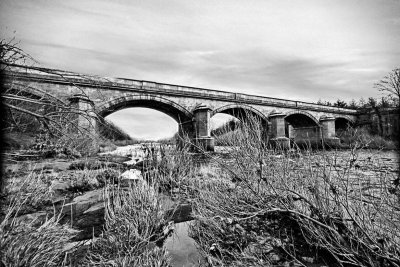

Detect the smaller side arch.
[
  {"left": 283, "top": 110, "right": 320, "bottom": 127},
  {"left": 334, "top": 116, "right": 355, "bottom": 136},
  {"left": 211, "top": 104, "right": 268, "bottom": 122},
  {"left": 334, "top": 115, "right": 355, "bottom": 125}
]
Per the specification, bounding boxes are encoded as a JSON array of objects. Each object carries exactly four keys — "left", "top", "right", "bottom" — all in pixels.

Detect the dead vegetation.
[{"left": 188, "top": 113, "right": 400, "bottom": 267}]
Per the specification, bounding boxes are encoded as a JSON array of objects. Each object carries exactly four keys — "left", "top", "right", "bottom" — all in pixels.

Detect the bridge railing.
[{"left": 5, "top": 63, "right": 358, "bottom": 114}]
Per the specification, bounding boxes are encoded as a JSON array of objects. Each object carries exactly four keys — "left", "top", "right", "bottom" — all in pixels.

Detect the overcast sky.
[{"left": 1, "top": 0, "right": 399, "bottom": 139}]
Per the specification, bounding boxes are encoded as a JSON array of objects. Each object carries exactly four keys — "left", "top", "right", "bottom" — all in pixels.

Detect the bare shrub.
[
  {"left": 82, "top": 183, "right": 172, "bottom": 266},
  {"left": 189, "top": 111, "right": 400, "bottom": 266},
  {"left": 339, "top": 126, "right": 398, "bottom": 150}
]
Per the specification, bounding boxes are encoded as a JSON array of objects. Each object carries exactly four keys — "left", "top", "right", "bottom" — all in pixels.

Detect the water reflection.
[{"left": 165, "top": 221, "right": 203, "bottom": 267}]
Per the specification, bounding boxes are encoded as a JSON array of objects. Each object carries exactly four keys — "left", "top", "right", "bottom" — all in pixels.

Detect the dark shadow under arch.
[
  {"left": 284, "top": 111, "right": 320, "bottom": 128},
  {"left": 335, "top": 116, "right": 355, "bottom": 131}
]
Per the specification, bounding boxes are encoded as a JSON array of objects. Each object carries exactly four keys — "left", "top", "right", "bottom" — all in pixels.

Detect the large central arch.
[
  {"left": 96, "top": 94, "right": 195, "bottom": 140},
  {"left": 97, "top": 94, "right": 193, "bottom": 124}
]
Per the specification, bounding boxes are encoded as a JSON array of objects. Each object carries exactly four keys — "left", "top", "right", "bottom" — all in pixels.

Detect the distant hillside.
[
  {"left": 211, "top": 119, "right": 241, "bottom": 137},
  {"left": 98, "top": 119, "right": 133, "bottom": 141}
]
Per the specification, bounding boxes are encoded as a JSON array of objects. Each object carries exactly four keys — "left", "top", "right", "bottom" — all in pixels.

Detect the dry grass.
[
  {"left": 188, "top": 113, "right": 400, "bottom": 266},
  {"left": 0, "top": 173, "right": 78, "bottom": 267},
  {"left": 81, "top": 183, "right": 172, "bottom": 266}
]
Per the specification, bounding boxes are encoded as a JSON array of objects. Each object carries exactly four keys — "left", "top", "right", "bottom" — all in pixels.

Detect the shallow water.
[{"left": 164, "top": 221, "right": 204, "bottom": 267}]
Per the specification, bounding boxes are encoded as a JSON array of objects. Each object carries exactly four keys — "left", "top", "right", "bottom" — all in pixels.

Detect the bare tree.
[
  {"left": 0, "top": 38, "right": 37, "bottom": 68},
  {"left": 374, "top": 68, "right": 400, "bottom": 107},
  {"left": 1, "top": 38, "right": 100, "bottom": 154}
]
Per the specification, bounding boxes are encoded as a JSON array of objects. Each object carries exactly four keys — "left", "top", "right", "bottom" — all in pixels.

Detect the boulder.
[
  {"left": 73, "top": 202, "right": 105, "bottom": 241},
  {"left": 16, "top": 211, "right": 48, "bottom": 227},
  {"left": 69, "top": 189, "right": 104, "bottom": 215},
  {"left": 119, "top": 169, "right": 144, "bottom": 187},
  {"left": 50, "top": 180, "right": 72, "bottom": 194}
]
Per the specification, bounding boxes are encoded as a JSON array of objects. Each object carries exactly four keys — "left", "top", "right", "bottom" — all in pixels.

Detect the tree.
[
  {"left": 367, "top": 97, "right": 383, "bottom": 135},
  {"left": 1, "top": 38, "right": 101, "bottom": 151},
  {"left": 379, "top": 96, "right": 391, "bottom": 108},
  {"left": 374, "top": 68, "right": 400, "bottom": 107},
  {"left": 348, "top": 99, "right": 358, "bottom": 109},
  {"left": 358, "top": 97, "right": 367, "bottom": 108},
  {"left": 333, "top": 99, "right": 347, "bottom": 108}
]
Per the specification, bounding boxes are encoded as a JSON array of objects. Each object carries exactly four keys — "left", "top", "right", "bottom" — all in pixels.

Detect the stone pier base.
[
  {"left": 270, "top": 137, "right": 290, "bottom": 150},
  {"left": 194, "top": 137, "right": 215, "bottom": 152},
  {"left": 322, "top": 137, "right": 341, "bottom": 147}
]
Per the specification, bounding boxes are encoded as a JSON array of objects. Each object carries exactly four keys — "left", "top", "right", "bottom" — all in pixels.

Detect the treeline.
[
  {"left": 211, "top": 119, "right": 241, "bottom": 137},
  {"left": 316, "top": 96, "right": 398, "bottom": 109}
]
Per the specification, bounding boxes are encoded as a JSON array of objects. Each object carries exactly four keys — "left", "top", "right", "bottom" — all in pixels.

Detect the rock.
[
  {"left": 73, "top": 202, "right": 105, "bottom": 241},
  {"left": 82, "top": 203, "right": 103, "bottom": 216},
  {"left": 56, "top": 153, "right": 68, "bottom": 159},
  {"left": 51, "top": 195, "right": 69, "bottom": 205},
  {"left": 69, "top": 189, "right": 104, "bottom": 215},
  {"left": 165, "top": 203, "right": 193, "bottom": 223},
  {"left": 301, "top": 256, "right": 314, "bottom": 263},
  {"left": 99, "top": 155, "right": 131, "bottom": 164},
  {"left": 63, "top": 239, "right": 92, "bottom": 252},
  {"left": 268, "top": 253, "right": 281, "bottom": 263},
  {"left": 119, "top": 169, "right": 144, "bottom": 187},
  {"left": 50, "top": 180, "right": 72, "bottom": 194},
  {"left": 110, "top": 155, "right": 132, "bottom": 163},
  {"left": 16, "top": 211, "right": 48, "bottom": 227}
]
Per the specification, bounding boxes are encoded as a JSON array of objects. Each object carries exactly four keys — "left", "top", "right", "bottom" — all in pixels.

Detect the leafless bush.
[
  {"left": 189, "top": 111, "right": 400, "bottom": 266},
  {"left": 82, "top": 183, "right": 172, "bottom": 266},
  {"left": 1, "top": 39, "right": 111, "bottom": 156},
  {"left": 339, "top": 126, "right": 398, "bottom": 150}
]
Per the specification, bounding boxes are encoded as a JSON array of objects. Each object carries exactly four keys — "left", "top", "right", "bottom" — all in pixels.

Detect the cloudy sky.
[{"left": 1, "top": 0, "right": 399, "bottom": 139}]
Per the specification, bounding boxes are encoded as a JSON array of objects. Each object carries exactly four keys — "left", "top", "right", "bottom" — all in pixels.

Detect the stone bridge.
[{"left": 5, "top": 65, "right": 358, "bottom": 151}]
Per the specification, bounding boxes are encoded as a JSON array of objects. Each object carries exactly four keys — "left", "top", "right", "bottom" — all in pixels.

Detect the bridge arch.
[
  {"left": 96, "top": 94, "right": 193, "bottom": 124},
  {"left": 334, "top": 116, "right": 355, "bottom": 127},
  {"left": 334, "top": 116, "right": 355, "bottom": 137},
  {"left": 211, "top": 104, "right": 268, "bottom": 123},
  {"left": 283, "top": 110, "right": 320, "bottom": 127}
]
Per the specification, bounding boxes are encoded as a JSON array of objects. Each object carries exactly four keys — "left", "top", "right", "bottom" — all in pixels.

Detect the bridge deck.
[{"left": 5, "top": 64, "right": 358, "bottom": 115}]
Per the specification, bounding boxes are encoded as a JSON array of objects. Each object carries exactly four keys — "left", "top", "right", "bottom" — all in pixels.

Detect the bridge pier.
[
  {"left": 68, "top": 94, "right": 99, "bottom": 154},
  {"left": 320, "top": 116, "right": 340, "bottom": 146},
  {"left": 290, "top": 126, "right": 322, "bottom": 147},
  {"left": 193, "top": 104, "right": 214, "bottom": 151},
  {"left": 269, "top": 112, "right": 290, "bottom": 149},
  {"left": 68, "top": 94, "right": 97, "bottom": 134}
]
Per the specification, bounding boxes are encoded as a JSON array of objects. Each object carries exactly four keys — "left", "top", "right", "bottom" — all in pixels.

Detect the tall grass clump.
[
  {"left": 189, "top": 111, "right": 400, "bottom": 266},
  {"left": 82, "top": 183, "right": 172, "bottom": 266},
  {"left": 0, "top": 172, "right": 77, "bottom": 267}
]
